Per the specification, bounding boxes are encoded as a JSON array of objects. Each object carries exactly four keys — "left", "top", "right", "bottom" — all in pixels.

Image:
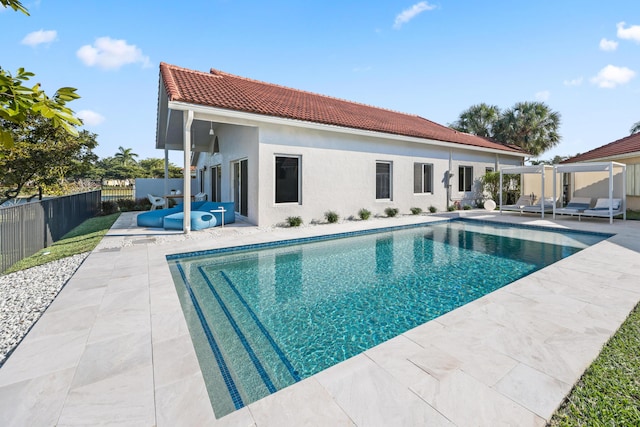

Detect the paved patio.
[{"left": 1, "top": 211, "right": 639, "bottom": 426}]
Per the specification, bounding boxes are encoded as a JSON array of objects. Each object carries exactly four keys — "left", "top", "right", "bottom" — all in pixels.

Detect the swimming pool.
[{"left": 167, "top": 219, "right": 610, "bottom": 418}]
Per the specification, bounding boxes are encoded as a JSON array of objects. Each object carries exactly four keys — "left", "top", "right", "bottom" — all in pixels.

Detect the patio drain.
[
  {"left": 132, "top": 238, "right": 156, "bottom": 245},
  {"left": 98, "top": 247, "right": 121, "bottom": 252}
]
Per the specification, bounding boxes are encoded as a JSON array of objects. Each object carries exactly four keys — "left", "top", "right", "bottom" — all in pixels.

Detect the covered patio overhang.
[{"left": 499, "top": 165, "right": 557, "bottom": 218}]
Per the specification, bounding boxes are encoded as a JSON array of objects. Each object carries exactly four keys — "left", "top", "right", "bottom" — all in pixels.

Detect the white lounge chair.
[
  {"left": 522, "top": 197, "right": 557, "bottom": 213},
  {"left": 555, "top": 197, "right": 592, "bottom": 217},
  {"left": 581, "top": 198, "right": 623, "bottom": 221},
  {"left": 194, "top": 192, "right": 207, "bottom": 202},
  {"left": 501, "top": 195, "right": 535, "bottom": 214},
  {"left": 147, "top": 194, "right": 166, "bottom": 210}
]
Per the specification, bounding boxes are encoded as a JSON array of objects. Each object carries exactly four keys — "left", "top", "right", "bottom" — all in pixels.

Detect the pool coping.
[{"left": 1, "top": 211, "right": 639, "bottom": 426}]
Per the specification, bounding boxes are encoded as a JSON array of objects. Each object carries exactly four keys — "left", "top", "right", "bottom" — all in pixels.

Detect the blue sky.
[{"left": 2, "top": 0, "right": 639, "bottom": 164}]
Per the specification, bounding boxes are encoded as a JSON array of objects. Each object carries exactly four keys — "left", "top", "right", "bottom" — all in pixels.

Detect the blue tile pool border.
[{"left": 166, "top": 218, "right": 614, "bottom": 262}]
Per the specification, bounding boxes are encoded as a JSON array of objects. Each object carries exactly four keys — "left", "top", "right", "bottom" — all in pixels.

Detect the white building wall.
[{"left": 255, "top": 124, "right": 521, "bottom": 226}]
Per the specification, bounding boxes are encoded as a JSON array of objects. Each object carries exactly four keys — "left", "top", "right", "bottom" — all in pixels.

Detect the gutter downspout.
[
  {"left": 183, "top": 110, "right": 193, "bottom": 233},
  {"left": 447, "top": 150, "right": 453, "bottom": 210}
]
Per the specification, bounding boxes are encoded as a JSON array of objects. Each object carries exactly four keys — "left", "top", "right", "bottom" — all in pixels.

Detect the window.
[
  {"left": 275, "top": 156, "right": 300, "bottom": 203},
  {"left": 376, "top": 162, "right": 392, "bottom": 199},
  {"left": 414, "top": 163, "right": 433, "bottom": 193},
  {"left": 458, "top": 166, "right": 473, "bottom": 192},
  {"left": 211, "top": 165, "right": 221, "bottom": 202}
]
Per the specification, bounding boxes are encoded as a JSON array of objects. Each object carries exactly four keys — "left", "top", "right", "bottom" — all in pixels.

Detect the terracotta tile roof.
[
  {"left": 159, "top": 62, "right": 525, "bottom": 154},
  {"left": 562, "top": 132, "right": 640, "bottom": 163}
]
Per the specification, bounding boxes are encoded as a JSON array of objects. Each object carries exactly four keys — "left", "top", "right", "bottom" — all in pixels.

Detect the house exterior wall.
[
  {"left": 199, "top": 124, "right": 260, "bottom": 224},
  {"left": 252, "top": 123, "right": 521, "bottom": 226}
]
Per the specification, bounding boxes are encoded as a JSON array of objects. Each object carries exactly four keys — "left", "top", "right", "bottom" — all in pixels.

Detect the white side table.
[{"left": 210, "top": 208, "right": 226, "bottom": 228}]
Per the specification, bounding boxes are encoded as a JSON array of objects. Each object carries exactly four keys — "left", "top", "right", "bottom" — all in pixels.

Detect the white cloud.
[
  {"left": 393, "top": 2, "right": 436, "bottom": 29},
  {"left": 76, "top": 37, "right": 151, "bottom": 70},
  {"left": 599, "top": 38, "right": 618, "bottom": 51},
  {"left": 590, "top": 65, "right": 636, "bottom": 88},
  {"left": 617, "top": 21, "right": 640, "bottom": 43},
  {"left": 535, "top": 90, "right": 550, "bottom": 101},
  {"left": 21, "top": 29, "right": 57, "bottom": 46},
  {"left": 77, "top": 110, "right": 105, "bottom": 126},
  {"left": 563, "top": 77, "right": 583, "bottom": 86}
]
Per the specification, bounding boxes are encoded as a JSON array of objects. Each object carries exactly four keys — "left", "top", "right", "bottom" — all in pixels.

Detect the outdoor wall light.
[{"left": 209, "top": 122, "right": 215, "bottom": 136}]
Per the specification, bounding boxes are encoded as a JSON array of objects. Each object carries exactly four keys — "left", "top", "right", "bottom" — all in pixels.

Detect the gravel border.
[{"left": 0, "top": 252, "right": 89, "bottom": 367}]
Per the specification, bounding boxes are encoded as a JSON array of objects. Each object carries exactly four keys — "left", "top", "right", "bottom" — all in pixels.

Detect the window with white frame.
[
  {"left": 458, "top": 165, "right": 473, "bottom": 192},
  {"left": 376, "top": 161, "right": 392, "bottom": 199},
  {"left": 275, "top": 155, "right": 300, "bottom": 203},
  {"left": 414, "top": 163, "right": 433, "bottom": 193}
]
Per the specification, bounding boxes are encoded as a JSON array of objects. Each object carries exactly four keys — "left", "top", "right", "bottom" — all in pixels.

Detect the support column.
[{"left": 183, "top": 110, "right": 193, "bottom": 233}]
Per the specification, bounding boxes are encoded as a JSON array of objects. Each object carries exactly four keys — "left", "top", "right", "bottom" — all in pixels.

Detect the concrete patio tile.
[
  {"left": 57, "top": 331, "right": 154, "bottom": 426},
  {"left": 20, "top": 303, "right": 99, "bottom": 340},
  {"left": 315, "top": 354, "right": 454, "bottom": 426},
  {"left": 365, "top": 335, "right": 442, "bottom": 392},
  {"left": 152, "top": 333, "right": 202, "bottom": 388},
  {"left": 0, "top": 367, "right": 75, "bottom": 426},
  {"left": 494, "top": 363, "right": 571, "bottom": 419},
  {"left": 44, "top": 284, "right": 107, "bottom": 314},
  {"left": 155, "top": 371, "right": 223, "bottom": 426},
  {"left": 103, "top": 272, "right": 150, "bottom": 295},
  {"left": 0, "top": 328, "right": 88, "bottom": 386},
  {"left": 421, "top": 368, "right": 545, "bottom": 427},
  {"left": 57, "top": 364, "right": 155, "bottom": 426},
  {"left": 249, "top": 377, "right": 353, "bottom": 427}
]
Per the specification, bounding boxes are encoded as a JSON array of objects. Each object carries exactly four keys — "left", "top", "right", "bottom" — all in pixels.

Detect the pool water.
[{"left": 167, "top": 219, "right": 609, "bottom": 418}]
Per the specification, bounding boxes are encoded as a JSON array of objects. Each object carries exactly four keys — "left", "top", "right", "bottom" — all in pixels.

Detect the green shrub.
[
  {"left": 325, "top": 210, "right": 339, "bottom": 223},
  {"left": 385, "top": 207, "right": 399, "bottom": 217},
  {"left": 428, "top": 206, "right": 437, "bottom": 213},
  {"left": 410, "top": 207, "right": 422, "bottom": 215},
  {"left": 463, "top": 205, "right": 472, "bottom": 210},
  {"left": 116, "top": 198, "right": 137, "bottom": 212},
  {"left": 358, "top": 208, "right": 371, "bottom": 220},
  {"left": 101, "top": 200, "right": 119, "bottom": 215},
  {"left": 447, "top": 205, "right": 456, "bottom": 212},
  {"left": 286, "top": 216, "right": 303, "bottom": 227}
]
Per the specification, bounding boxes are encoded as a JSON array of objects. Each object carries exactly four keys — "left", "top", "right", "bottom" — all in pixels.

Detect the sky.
[{"left": 2, "top": 0, "right": 639, "bottom": 165}]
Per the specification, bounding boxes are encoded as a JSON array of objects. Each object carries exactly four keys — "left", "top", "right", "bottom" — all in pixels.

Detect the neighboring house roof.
[
  {"left": 159, "top": 62, "right": 526, "bottom": 155},
  {"left": 563, "top": 132, "right": 640, "bottom": 163}
]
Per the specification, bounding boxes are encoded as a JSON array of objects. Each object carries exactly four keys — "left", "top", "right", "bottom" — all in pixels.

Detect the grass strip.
[
  {"left": 548, "top": 302, "right": 640, "bottom": 426},
  {"left": 2, "top": 213, "right": 120, "bottom": 274}
]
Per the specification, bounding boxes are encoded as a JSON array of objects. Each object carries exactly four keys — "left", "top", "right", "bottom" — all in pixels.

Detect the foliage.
[
  {"left": 114, "top": 146, "right": 138, "bottom": 166},
  {"left": 463, "top": 205, "right": 471, "bottom": 210},
  {"left": 630, "top": 121, "right": 640, "bottom": 135},
  {"left": 493, "top": 102, "right": 561, "bottom": 156},
  {"left": 479, "top": 171, "right": 521, "bottom": 205},
  {"left": 384, "top": 207, "right": 399, "bottom": 217},
  {"left": 358, "top": 208, "right": 371, "bottom": 220},
  {"left": 410, "top": 207, "right": 422, "bottom": 215},
  {"left": 101, "top": 200, "right": 119, "bottom": 215},
  {"left": 286, "top": 216, "right": 302, "bottom": 227},
  {"left": 1, "top": 0, "right": 28, "bottom": 14},
  {"left": 450, "top": 101, "right": 561, "bottom": 157},
  {"left": 449, "top": 103, "right": 500, "bottom": 138},
  {"left": 447, "top": 205, "right": 456, "bottom": 212},
  {"left": 0, "top": 115, "right": 98, "bottom": 204},
  {"left": 2, "top": 213, "right": 120, "bottom": 274},
  {"left": 549, "top": 302, "right": 640, "bottom": 426},
  {"left": 530, "top": 155, "right": 570, "bottom": 165},
  {"left": 428, "top": 205, "right": 437, "bottom": 213},
  {"left": 325, "top": 210, "right": 339, "bottom": 223}
]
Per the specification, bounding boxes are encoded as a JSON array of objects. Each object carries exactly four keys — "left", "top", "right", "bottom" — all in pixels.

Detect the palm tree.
[
  {"left": 493, "top": 101, "right": 561, "bottom": 156},
  {"left": 449, "top": 103, "right": 501, "bottom": 138},
  {"left": 630, "top": 121, "right": 640, "bottom": 135},
  {"left": 114, "top": 146, "right": 138, "bottom": 166}
]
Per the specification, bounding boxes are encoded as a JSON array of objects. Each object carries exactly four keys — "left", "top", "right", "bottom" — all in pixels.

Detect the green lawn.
[
  {"left": 548, "top": 302, "right": 640, "bottom": 426},
  {"left": 2, "top": 213, "right": 120, "bottom": 274}
]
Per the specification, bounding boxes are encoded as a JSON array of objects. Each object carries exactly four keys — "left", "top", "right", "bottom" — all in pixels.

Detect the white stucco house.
[{"left": 156, "top": 63, "right": 526, "bottom": 231}]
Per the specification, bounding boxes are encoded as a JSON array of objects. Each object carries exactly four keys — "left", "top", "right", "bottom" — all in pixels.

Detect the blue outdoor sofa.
[{"left": 136, "top": 201, "right": 235, "bottom": 231}]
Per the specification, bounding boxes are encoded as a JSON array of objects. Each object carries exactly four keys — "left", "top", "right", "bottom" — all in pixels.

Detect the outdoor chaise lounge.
[
  {"left": 581, "top": 198, "right": 623, "bottom": 220},
  {"left": 554, "top": 197, "right": 592, "bottom": 218},
  {"left": 136, "top": 201, "right": 235, "bottom": 230},
  {"left": 501, "top": 195, "right": 535, "bottom": 214},
  {"left": 522, "top": 197, "right": 557, "bottom": 213}
]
